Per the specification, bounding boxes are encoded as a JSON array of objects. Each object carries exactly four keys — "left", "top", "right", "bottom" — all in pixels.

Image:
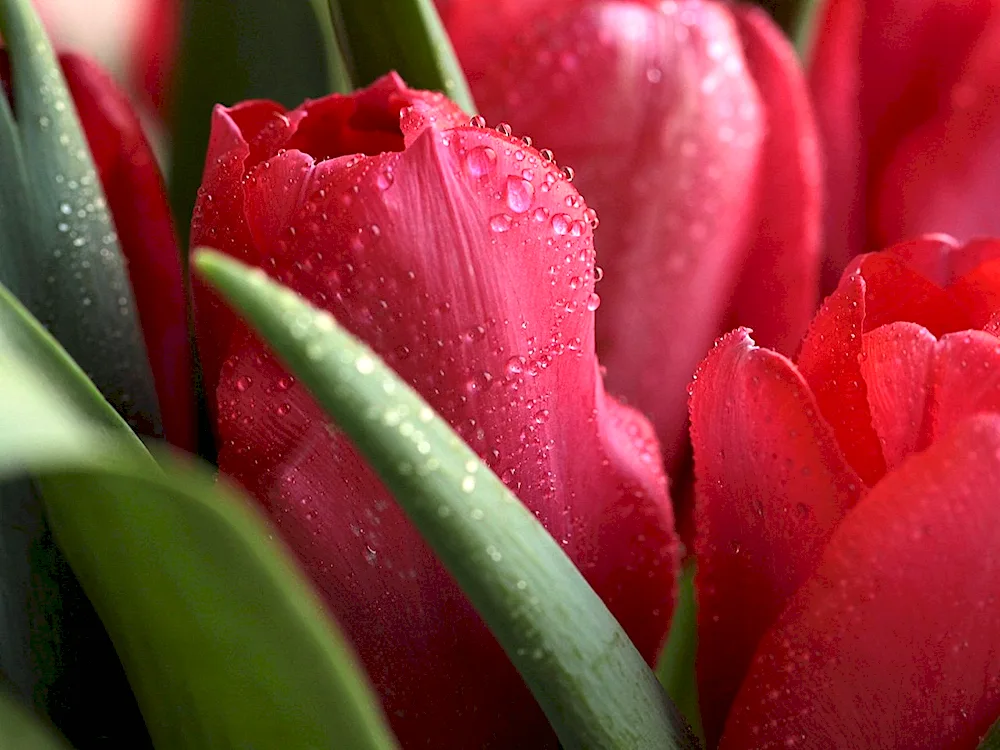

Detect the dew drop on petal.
[
  {"left": 490, "top": 214, "right": 513, "bottom": 233},
  {"left": 465, "top": 146, "right": 497, "bottom": 177},
  {"left": 505, "top": 176, "right": 535, "bottom": 214},
  {"left": 551, "top": 214, "right": 570, "bottom": 235}
]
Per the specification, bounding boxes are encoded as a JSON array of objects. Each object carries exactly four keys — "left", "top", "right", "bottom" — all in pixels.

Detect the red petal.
[
  {"left": 445, "top": 0, "right": 765, "bottom": 472},
  {"left": 806, "top": 0, "right": 865, "bottom": 289},
  {"left": 720, "top": 415, "right": 1000, "bottom": 750},
  {"left": 796, "top": 271, "right": 886, "bottom": 485},
  {"left": 690, "top": 329, "right": 861, "bottom": 746},
  {"left": 809, "top": 0, "right": 994, "bottom": 287},
  {"left": 131, "top": 0, "right": 179, "bottom": 114},
  {"left": 726, "top": 6, "right": 821, "bottom": 356},
  {"left": 60, "top": 54, "right": 194, "bottom": 450},
  {"left": 859, "top": 322, "right": 936, "bottom": 471},
  {"left": 202, "top": 76, "right": 679, "bottom": 747},
  {"left": 875, "top": 12, "right": 1000, "bottom": 247},
  {"left": 927, "top": 330, "right": 1000, "bottom": 444}
]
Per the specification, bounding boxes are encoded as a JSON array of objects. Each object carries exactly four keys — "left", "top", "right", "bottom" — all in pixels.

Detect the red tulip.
[
  {"left": 189, "top": 74, "right": 679, "bottom": 748},
  {"left": 441, "top": 0, "right": 821, "bottom": 471},
  {"left": 29, "top": 0, "right": 178, "bottom": 114},
  {"left": 0, "top": 52, "right": 194, "bottom": 449},
  {"left": 810, "top": 0, "right": 1000, "bottom": 290},
  {"left": 690, "top": 234, "right": 1000, "bottom": 747}
]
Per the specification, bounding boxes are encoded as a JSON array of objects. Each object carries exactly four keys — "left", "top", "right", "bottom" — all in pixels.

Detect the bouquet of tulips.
[{"left": 3, "top": 0, "right": 1000, "bottom": 748}]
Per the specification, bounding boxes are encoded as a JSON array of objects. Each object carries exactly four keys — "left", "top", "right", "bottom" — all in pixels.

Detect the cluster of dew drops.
[{"left": 464, "top": 114, "right": 603, "bottom": 315}]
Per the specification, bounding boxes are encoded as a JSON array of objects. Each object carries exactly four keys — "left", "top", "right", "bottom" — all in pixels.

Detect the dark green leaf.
[
  {"left": 0, "top": 348, "right": 399, "bottom": 750},
  {"left": 754, "top": 0, "right": 823, "bottom": 58},
  {"left": 169, "top": 0, "right": 341, "bottom": 248},
  {"left": 195, "top": 250, "right": 697, "bottom": 750},
  {"left": 980, "top": 716, "right": 1000, "bottom": 750},
  {"left": 657, "top": 559, "right": 704, "bottom": 745},
  {"left": 327, "top": 0, "right": 476, "bottom": 112},
  {"left": 0, "top": 0, "right": 160, "bottom": 433},
  {"left": 0, "top": 692, "right": 71, "bottom": 749}
]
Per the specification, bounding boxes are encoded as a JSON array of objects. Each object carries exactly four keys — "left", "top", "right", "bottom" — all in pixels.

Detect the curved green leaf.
[
  {"left": 981, "top": 717, "right": 1000, "bottom": 750},
  {"left": 0, "top": 284, "right": 151, "bottom": 745},
  {"left": 0, "top": 0, "right": 160, "bottom": 432},
  {"left": 0, "top": 351, "right": 399, "bottom": 750},
  {"left": 169, "top": 0, "right": 340, "bottom": 248},
  {"left": 195, "top": 250, "right": 697, "bottom": 750},
  {"left": 657, "top": 559, "right": 704, "bottom": 745},
  {"left": 327, "top": 0, "right": 475, "bottom": 112},
  {"left": 0, "top": 693, "right": 71, "bottom": 749},
  {"left": 754, "top": 0, "right": 823, "bottom": 58}
]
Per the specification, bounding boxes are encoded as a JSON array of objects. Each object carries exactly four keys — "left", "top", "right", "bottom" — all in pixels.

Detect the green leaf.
[
  {"left": 657, "top": 559, "right": 704, "bottom": 745},
  {"left": 0, "top": 348, "right": 399, "bottom": 750},
  {"left": 754, "top": 0, "right": 823, "bottom": 58},
  {"left": 169, "top": 0, "right": 341, "bottom": 249},
  {"left": 327, "top": 0, "right": 476, "bottom": 112},
  {"left": 0, "top": 283, "right": 152, "bottom": 745},
  {"left": 0, "top": 692, "right": 72, "bottom": 749},
  {"left": 0, "top": 0, "right": 160, "bottom": 433},
  {"left": 194, "top": 250, "right": 697, "bottom": 750},
  {"left": 981, "top": 716, "right": 1000, "bottom": 749}
]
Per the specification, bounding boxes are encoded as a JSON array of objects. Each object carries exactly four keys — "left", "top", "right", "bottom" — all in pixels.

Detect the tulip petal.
[
  {"left": 197, "top": 76, "right": 678, "bottom": 748},
  {"left": 725, "top": 6, "right": 820, "bottom": 356},
  {"left": 796, "top": 271, "right": 886, "bottom": 484},
  {"left": 446, "top": 0, "right": 764, "bottom": 471},
  {"left": 690, "top": 328, "right": 862, "bottom": 745},
  {"left": 875, "top": 12, "right": 1000, "bottom": 247},
  {"left": 809, "top": 0, "right": 994, "bottom": 286},
  {"left": 859, "top": 322, "right": 936, "bottom": 471},
  {"left": 61, "top": 55, "right": 194, "bottom": 450},
  {"left": 928, "top": 330, "right": 1000, "bottom": 444},
  {"left": 720, "top": 415, "right": 1000, "bottom": 750}
]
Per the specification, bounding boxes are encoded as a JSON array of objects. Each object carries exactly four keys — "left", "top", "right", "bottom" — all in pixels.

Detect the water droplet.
[
  {"left": 505, "top": 176, "right": 534, "bottom": 214},
  {"left": 462, "top": 475, "right": 476, "bottom": 493},
  {"left": 376, "top": 169, "right": 394, "bottom": 190},
  {"left": 539, "top": 148, "right": 555, "bottom": 163},
  {"left": 465, "top": 146, "right": 497, "bottom": 177},
  {"left": 235, "top": 375, "right": 252, "bottom": 392},
  {"left": 356, "top": 356, "right": 375, "bottom": 374},
  {"left": 469, "top": 115, "right": 487, "bottom": 128},
  {"left": 587, "top": 292, "right": 602, "bottom": 311},
  {"left": 490, "top": 214, "right": 513, "bottom": 233},
  {"left": 551, "top": 214, "right": 570, "bottom": 235},
  {"left": 495, "top": 122, "right": 512, "bottom": 137},
  {"left": 561, "top": 165, "right": 575, "bottom": 182}
]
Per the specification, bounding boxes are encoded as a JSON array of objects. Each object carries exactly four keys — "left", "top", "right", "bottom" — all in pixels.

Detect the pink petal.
[
  {"left": 60, "top": 54, "right": 194, "bottom": 449},
  {"left": 725, "top": 6, "right": 821, "bottom": 356},
  {"left": 796, "top": 271, "right": 886, "bottom": 485},
  {"left": 720, "top": 415, "right": 1000, "bottom": 750},
  {"left": 445, "top": 0, "right": 765, "bottom": 472},
  {"left": 198, "top": 75, "right": 679, "bottom": 747},
  {"left": 859, "top": 322, "right": 936, "bottom": 471},
  {"left": 690, "top": 328, "right": 861, "bottom": 746}
]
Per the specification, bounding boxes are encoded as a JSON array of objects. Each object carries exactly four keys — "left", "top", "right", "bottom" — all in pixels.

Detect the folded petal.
[
  {"left": 859, "top": 322, "right": 936, "bottom": 470},
  {"left": 197, "top": 75, "right": 678, "bottom": 748},
  {"left": 928, "top": 330, "right": 1000, "bottom": 444},
  {"left": 720, "top": 415, "right": 1000, "bottom": 750},
  {"left": 726, "top": 6, "right": 821, "bottom": 356},
  {"left": 60, "top": 54, "right": 194, "bottom": 449},
  {"left": 796, "top": 272, "right": 886, "bottom": 485},
  {"left": 445, "top": 0, "right": 764, "bottom": 471},
  {"left": 690, "top": 328, "right": 861, "bottom": 746}
]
